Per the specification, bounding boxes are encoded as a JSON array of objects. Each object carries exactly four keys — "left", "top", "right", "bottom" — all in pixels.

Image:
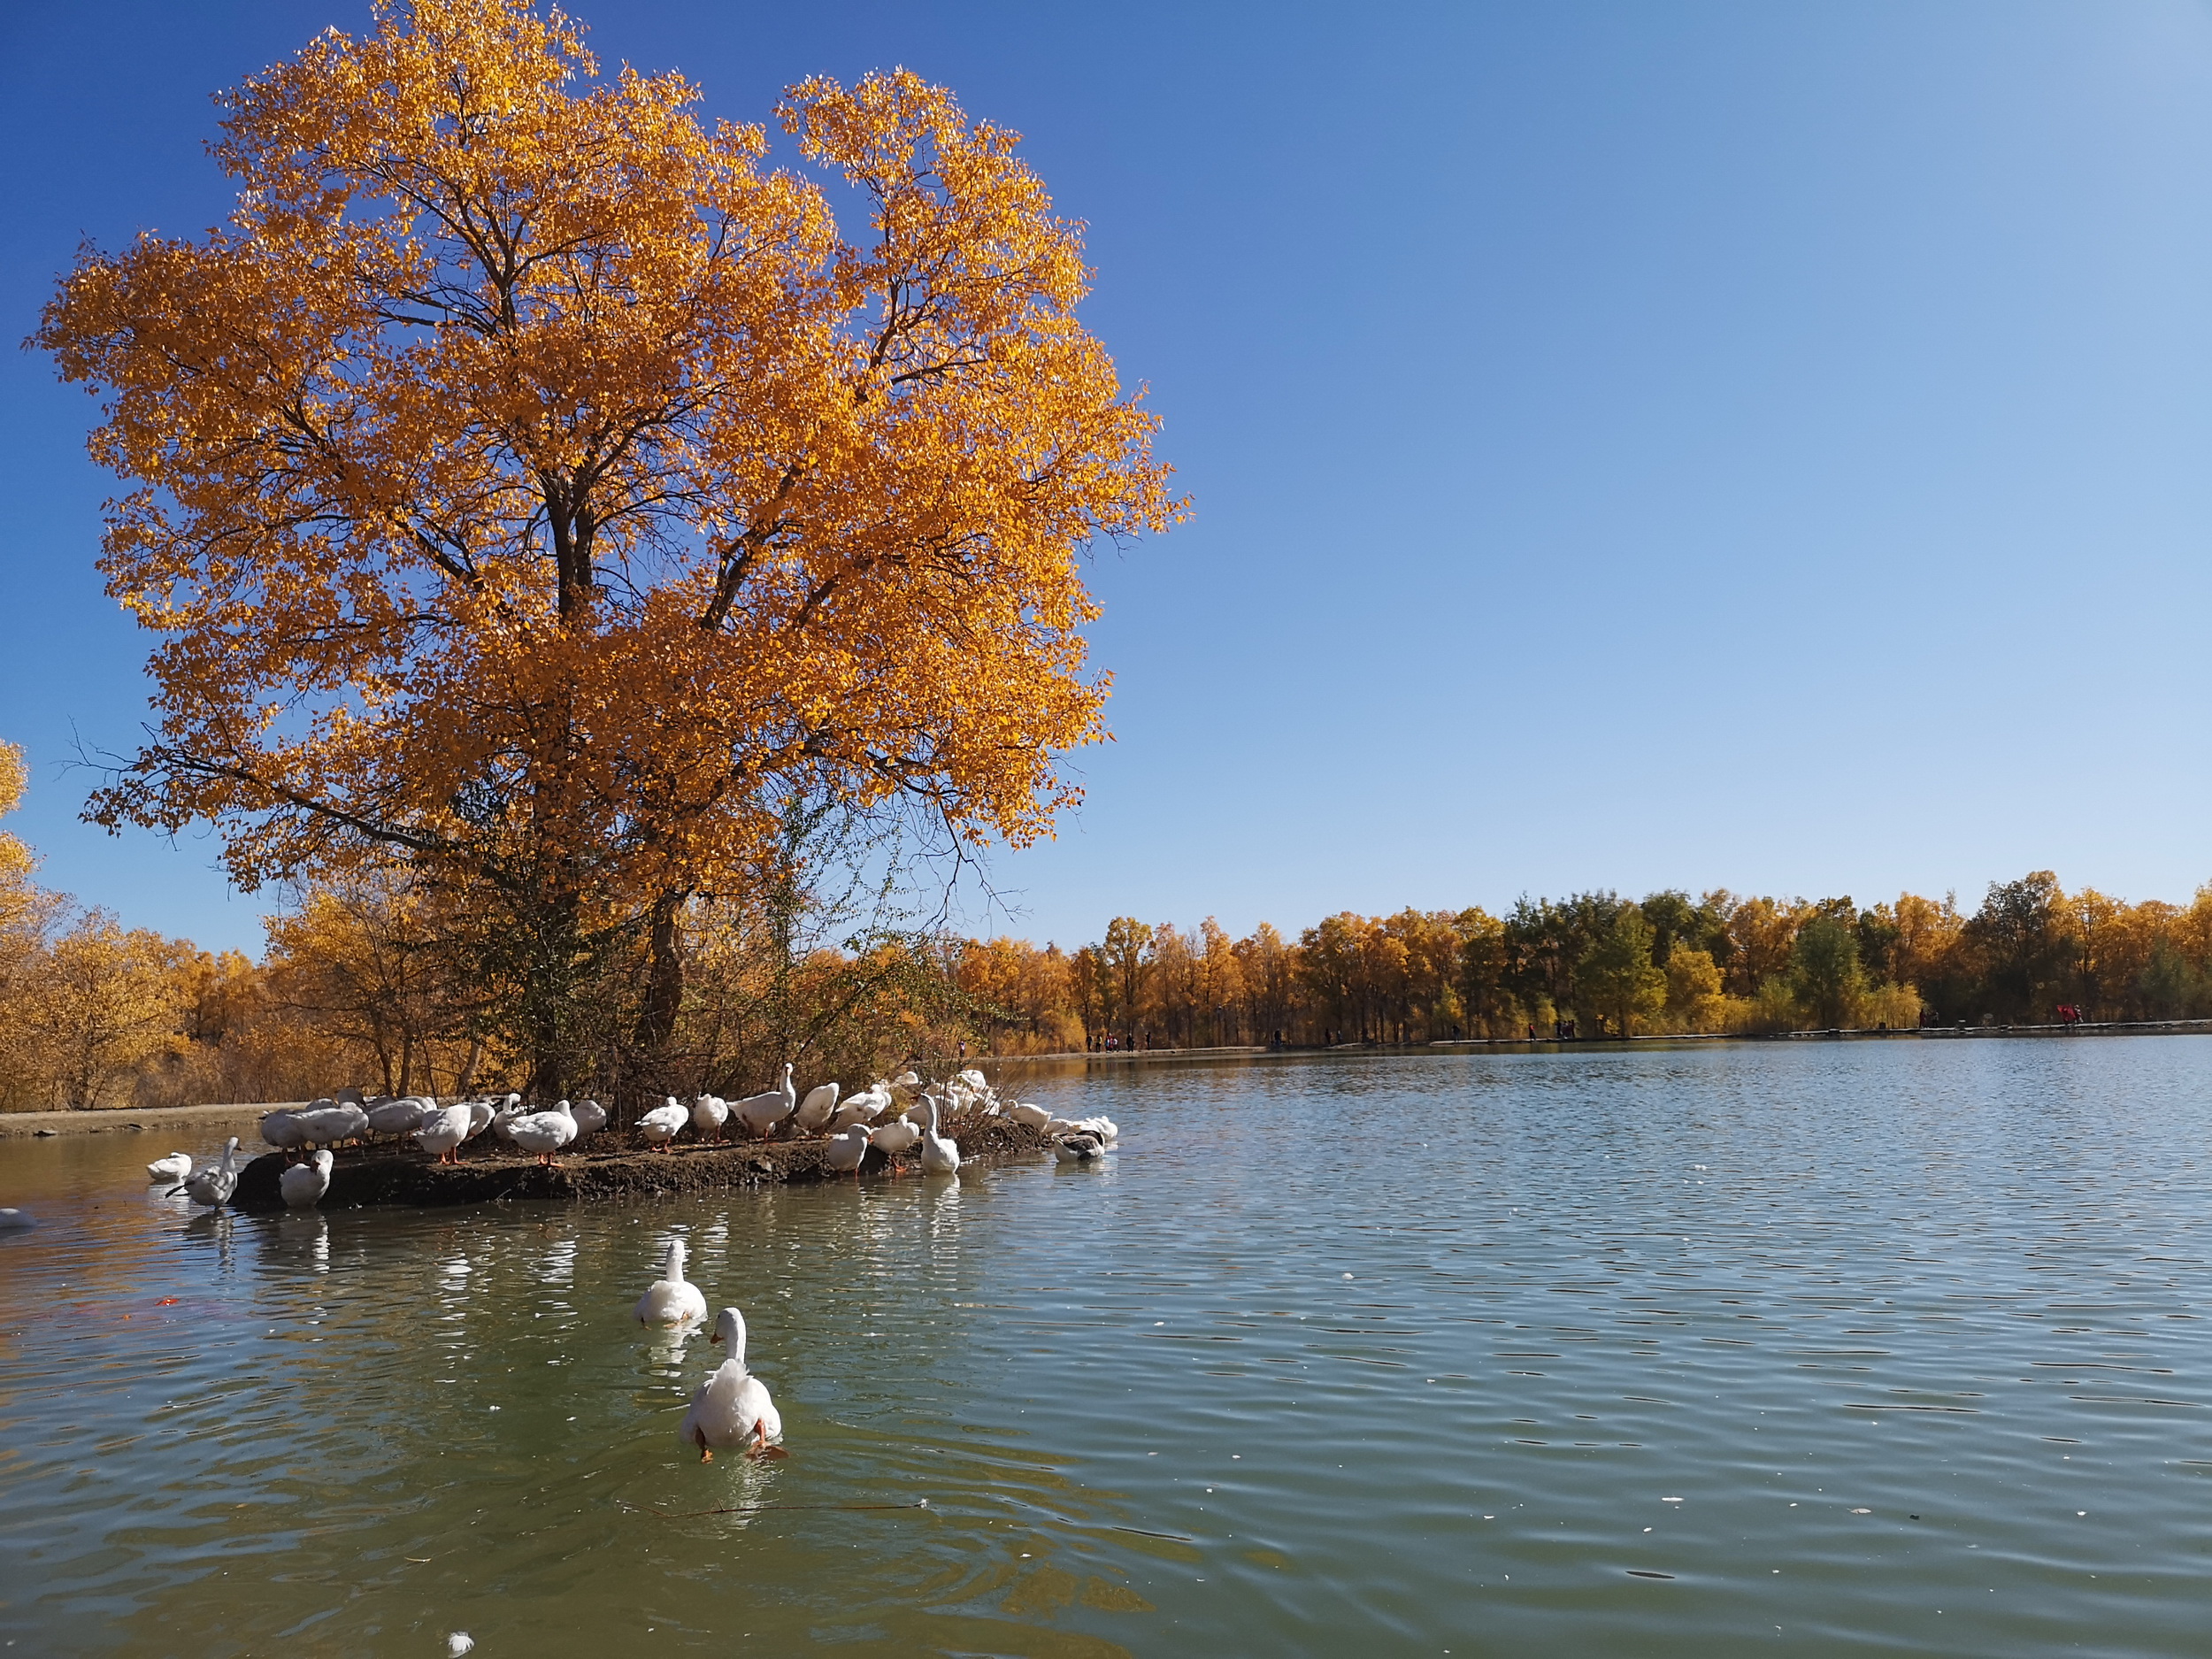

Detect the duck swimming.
[{"left": 678, "top": 1305, "right": 783, "bottom": 1460}]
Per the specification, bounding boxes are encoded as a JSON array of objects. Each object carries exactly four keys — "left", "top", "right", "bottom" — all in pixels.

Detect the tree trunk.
[{"left": 634, "top": 892, "right": 687, "bottom": 1054}]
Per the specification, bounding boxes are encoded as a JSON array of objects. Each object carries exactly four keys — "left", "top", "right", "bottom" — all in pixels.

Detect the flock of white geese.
[
  {"left": 146, "top": 1067, "right": 1121, "bottom": 1214},
  {"left": 127, "top": 1069, "right": 1118, "bottom": 1464}
]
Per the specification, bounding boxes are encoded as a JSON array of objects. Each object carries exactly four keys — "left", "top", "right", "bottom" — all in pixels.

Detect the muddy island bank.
[{"left": 231, "top": 1115, "right": 1060, "bottom": 1214}]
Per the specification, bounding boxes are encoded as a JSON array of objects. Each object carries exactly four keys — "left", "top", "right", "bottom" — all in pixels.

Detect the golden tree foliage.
[
  {"left": 18, "top": 911, "right": 188, "bottom": 1109},
  {"left": 38, "top": 0, "right": 1179, "bottom": 1091}
]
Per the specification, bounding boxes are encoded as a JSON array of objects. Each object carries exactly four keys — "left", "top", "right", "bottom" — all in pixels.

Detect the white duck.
[
  {"left": 634, "top": 1239, "right": 709, "bottom": 1326},
  {"left": 792, "top": 1080, "right": 840, "bottom": 1135},
  {"left": 824, "top": 1121, "right": 872, "bottom": 1175},
  {"left": 678, "top": 1305, "right": 783, "bottom": 1460},
  {"left": 491, "top": 1094, "right": 527, "bottom": 1145},
  {"left": 413, "top": 1101, "right": 474, "bottom": 1164},
  {"left": 1009, "top": 1101, "right": 1051, "bottom": 1131},
  {"left": 365, "top": 1095, "right": 431, "bottom": 1139},
  {"left": 508, "top": 1099, "right": 577, "bottom": 1166},
  {"left": 733, "top": 1064, "right": 797, "bottom": 1140},
  {"left": 181, "top": 1137, "right": 242, "bottom": 1208},
  {"left": 147, "top": 1151, "right": 193, "bottom": 1184},
  {"left": 1072, "top": 1115, "right": 1120, "bottom": 1142},
  {"left": 281, "top": 1148, "right": 335, "bottom": 1208},
  {"left": 259, "top": 1108, "right": 311, "bottom": 1156},
  {"left": 831, "top": 1082, "right": 891, "bottom": 1127},
  {"left": 869, "top": 1118, "right": 920, "bottom": 1157},
  {"left": 571, "top": 1099, "right": 608, "bottom": 1139},
  {"left": 302, "top": 1101, "right": 369, "bottom": 1147},
  {"left": 464, "top": 1099, "right": 496, "bottom": 1142},
  {"left": 826, "top": 1100, "right": 875, "bottom": 1133},
  {"left": 918, "top": 1095, "right": 961, "bottom": 1175},
  {"left": 638, "top": 1097, "right": 690, "bottom": 1148},
  {"left": 691, "top": 1093, "right": 730, "bottom": 1143}
]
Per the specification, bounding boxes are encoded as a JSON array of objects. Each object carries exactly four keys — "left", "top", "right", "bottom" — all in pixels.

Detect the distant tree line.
[
  {"left": 951, "top": 873, "right": 2212, "bottom": 1053},
  {"left": 9, "top": 726, "right": 2208, "bottom": 1108}
]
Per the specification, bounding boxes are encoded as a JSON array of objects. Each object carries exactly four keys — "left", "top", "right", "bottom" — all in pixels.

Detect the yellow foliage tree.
[
  {"left": 38, "top": 0, "right": 1179, "bottom": 1094},
  {"left": 20, "top": 910, "right": 188, "bottom": 1109}
]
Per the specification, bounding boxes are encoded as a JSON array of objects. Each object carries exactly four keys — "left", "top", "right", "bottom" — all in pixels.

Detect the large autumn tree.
[{"left": 39, "top": 0, "right": 1179, "bottom": 1094}]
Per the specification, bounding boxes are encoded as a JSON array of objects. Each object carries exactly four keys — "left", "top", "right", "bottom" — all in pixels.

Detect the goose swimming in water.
[
  {"left": 678, "top": 1305, "right": 783, "bottom": 1459},
  {"left": 180, "top": 1137, "right": 242, "bottom": 1208},
  {"left": 634, "top": 1239, "right": 709, "bottom": 1326},
  {"left": 1053, "top": 1133, "right": 1106, "bottom": 1164},
  {"left": 146, "top": 1151, "right": 193, "bottom": 1184}
]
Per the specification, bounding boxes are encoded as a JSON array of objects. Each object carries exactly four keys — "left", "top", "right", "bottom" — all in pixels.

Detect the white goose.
[
  {"left": 301, "top": 1101, "right": 369, "bottom": 1148},
  {"left": 733, "top": 1064, "right": 797, "bottom": 1140},
  {"left": 1009, "top": 1101, "right": 1051, "bottom": 1131},
  {"left": 691, "top": 1093, "right": 730, "bottom": 1143},
  {"left": 824, "top": 1122, "right": 872, "bottom": 1175},
  {"left": 508, "top": 1099, "right": 577, "bottom": 1166},
  {"left": 259, "top": 1108, "right": 311, "bottom": 1156},
  {"left": 464, "top": 1099, "right": 496, "bottom": 1142},
  {"left": 678, "top": 1305, "right": 783, "bottom": 1459},
  {"left": 571, "top": 1099, "right": 608, "bottom": 1139},
  {"left": 413, "top": 1101, "right": 474, "bottom": 1164},
  {"left": 918, "top": 1095, "right": 961, "bottom": 1175},
  {"left": 826, "top": 1100, "right": 873, "bottom": 1133},
  {"left": 638, "top": 1098, "right": 690, "bottom": 1148},
  {"left": 869, "top": 1118, "right": 920, "bottom": 1157},
  {"left": 792, "top": 1080, "right": 840, "bottom": 1135},
  {"left": 634, "top": 1239, "right": 709, "bottom": 1326},
  {"left": 180, "top": 1137, "right": 242, "bottom": 1208},
  {"left": 365, "top": 1095, "right": 431, "bottom": 1139},
  {"left": 147, "top": 1151, "right": 193, "bottom": 1184},
  {"left": 281, "top": 1148, "right": 335, "bottom": 1208},
  {"left": 830, "top": 1082, "right": 891, "bottom": 1128}
]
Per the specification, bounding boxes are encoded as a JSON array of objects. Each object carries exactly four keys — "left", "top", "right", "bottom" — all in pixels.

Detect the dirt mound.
[{"left": 232, "top": 1115, "right": 1056, "bottom": 1213}]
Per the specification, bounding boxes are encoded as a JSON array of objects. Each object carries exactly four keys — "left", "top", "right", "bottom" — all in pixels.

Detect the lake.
[{"left": 4, "top": 1037, "right": 2210, "bottom": 1656}]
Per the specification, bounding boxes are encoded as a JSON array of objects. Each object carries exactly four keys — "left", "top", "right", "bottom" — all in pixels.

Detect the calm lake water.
[{"left": 4, "top": 1039, "right": 2211, "bottom": 1656}]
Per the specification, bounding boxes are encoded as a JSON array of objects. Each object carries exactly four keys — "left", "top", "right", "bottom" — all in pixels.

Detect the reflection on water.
[{"left": 5, "top": 1037, "right": 2212, "bottom": 1655}]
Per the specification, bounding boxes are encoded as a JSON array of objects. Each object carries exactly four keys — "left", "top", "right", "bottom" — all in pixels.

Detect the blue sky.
[{"left": 4, "top": 0, "right": 2211, "bottom": 956}]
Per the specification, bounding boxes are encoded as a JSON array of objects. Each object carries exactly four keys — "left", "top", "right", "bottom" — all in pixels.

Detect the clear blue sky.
[{"left": 4, "top": 0, "right": 2210, "bottom": 957}]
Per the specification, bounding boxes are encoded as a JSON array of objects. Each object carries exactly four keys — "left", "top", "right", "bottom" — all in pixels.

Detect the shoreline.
[
  {"left": 983, "top": 1015, "right": 2212, "bottom": 1067},
  {"left": 4, "top": 1015, "right": 2202, "bottom": 1139},
  {"left": 0, "top": 1101, "right": 304, "bottom": 1141}
]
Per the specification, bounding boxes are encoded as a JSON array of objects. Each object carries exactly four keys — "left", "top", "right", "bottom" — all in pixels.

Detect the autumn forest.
[{"left": 5, "top": 723, "right": 2203, "bottom": 1112}]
